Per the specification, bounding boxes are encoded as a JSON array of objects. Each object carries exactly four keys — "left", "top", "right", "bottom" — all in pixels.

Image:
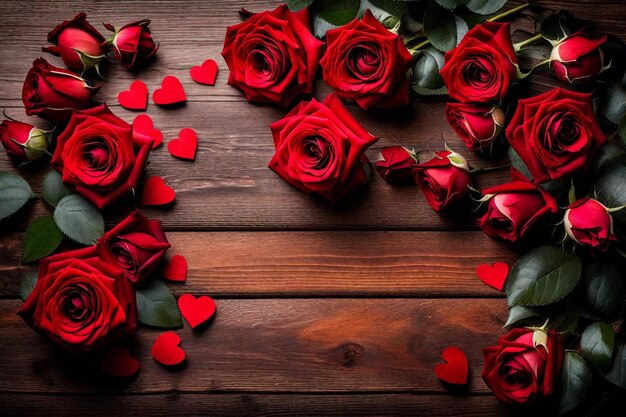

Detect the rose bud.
[
  {"left": 105, "top": 20, "right": 158, "bottom": 71},
  {"left": 375, "top": 147, "right": 416, "bottom": 183},
  {"left": 412, "top": 150, "right": 472, "bottom": 212},
  {"left": 445, "top": 103, "right": 505, "bottom": 151},
  {"left": 22, "top": 58, "right": 100, "bottom": 122},
  {"left": 98, "top": 210, "right": 171, "bottom": 285},
  {"left": 564, "top": 198, "right": 617, "bottom": 251},
  {"left": 42, "top": 13, "right": 106, "bottom": 73},
  {"left": 550, "top": 32, "right": 607, "bottom": 84},
  {"left": 482, "top": 328, "right": 564, "bottom": 405},
  {"left": 0, "top": 119, "right": 50, "bottom": 162},
  {"left": 479, "top": 181, "right": 558, "bottom": 243}
]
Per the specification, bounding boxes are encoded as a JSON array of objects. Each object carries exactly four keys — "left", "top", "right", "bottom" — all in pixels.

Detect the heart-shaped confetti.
[
  {"left": 178, "top": 294, "right": 217, "bottom": 329},
  {"left": 434, "top": 346, "right": 469, "bottom": 385},
  {"left": 141, "top": 176, "right": 175, "bottom": 206},
  {"left": 151, "top": 332, "right": 185, "bottom": 366},
  {"left": 118, "top": 80, "right": 148, "bottom": 111},
  {"left": 190, "top": 59, "right": 218, "bottom": 85},
  {"left": 476, "top": 262, "right": 509, "bottom": 291},
  {"left": 100, "top": 345, "right": 140, "bottom": 378},
  {"left": 163, "top": 254, "right": 187, "bottom": 282},
  {"left": 153, "top": 75, "right": 186, "bottom": 106},
  {"left": 168, "top": 128, "right": 197, "bottom": 161},
  {"left": 132, "top": 114, "right": 163, "bottom": 149}
]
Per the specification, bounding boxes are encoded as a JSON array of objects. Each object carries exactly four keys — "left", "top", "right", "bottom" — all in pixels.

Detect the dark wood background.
[{"left": 0, "top": 1, "right": 624, "bottom": 415}]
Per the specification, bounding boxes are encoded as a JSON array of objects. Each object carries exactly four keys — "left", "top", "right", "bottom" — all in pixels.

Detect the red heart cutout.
[
  {"left": 100, "top": 345, "right": 140, "bottom": 377},
  {"left": 476, "top": 262, "right": 509, "bottom": 291},
  {"left": 133, "top": 114, "right": 163, "bottom": 149},
  {"left": 151, "top": 332, "right": 185, "bottom": 366},
  {"left": 152, "top": 76, "right": 186, "bottom": 106},
  {"left": 163, "top": 254, "right": 187, "bottom": 282},
  {"left": 190, "top": 59, "right": 218, "bottom": 85},
  {"left": 168, "top": 128, "right": 197, "bottom": 161},
  {"left": 178, "top": 294, "right": 216, "bottom": 329},
  {"left": 141, "top": 176, "right": 175, "bottom": 206},
  {"left": 118, "top": 80, "right": 148, "bottom": 111},
  {"left": 434, "top": 346, "right": 468, "bottom": 385}
]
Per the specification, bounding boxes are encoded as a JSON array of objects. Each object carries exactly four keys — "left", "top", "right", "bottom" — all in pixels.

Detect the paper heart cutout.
[
  {"left": 168, "top": 128, "right": 197, "bottom": 161},
  {"left": 118, "top": 80, "right": 148, "bottom": 111},
  {"left": 163, "top": 254, "right": 187, "bottom": 282},
  {"left": 141, "top": 176, "right": 175, "bottom": 206},
  {"left": 151, "top": 331, "right": 185, "bottom": 366},
  {"left": 133, "top": 114, "right": 163, "bottom": 149},
  {"left": 153, "top": 76, "right": 186, "bottom": 106},
  {"left": 178, "top": 294, "right": 216, "bottom": 329},
  {"left": 190, "top": 59, "right": 218, "bottom": 85},
  {"left": 434, "top": 346, "right": 468, "bottom": 385},
  {"left": 476, "top": 262, "right": 509, "bottom": 291},
  {"left": 100, "top": 345, "right": 140, "bottom": 377}
]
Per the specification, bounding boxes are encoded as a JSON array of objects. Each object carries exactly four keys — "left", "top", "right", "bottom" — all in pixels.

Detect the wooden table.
[{"left": 0, "top": 1, "right": 623, "bottom": 415}]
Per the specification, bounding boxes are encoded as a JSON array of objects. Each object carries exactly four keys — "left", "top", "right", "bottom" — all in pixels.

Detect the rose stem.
[
  {"left": 470, "top": 163, "right": 511, "bottom": 174},
  {"left": 513, "top": 33, "right": 545, "bottom": 51}
]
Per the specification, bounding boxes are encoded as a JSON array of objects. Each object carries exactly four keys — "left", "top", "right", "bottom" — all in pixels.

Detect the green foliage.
[
  {"left": 19, "top": 271, "right": 38, "bottom": 301},
  {"left": 411, "top": 46, "right": 448, "bottom": 95},
  {"left": 466, "top": 0, "right": 507, "bottom": 15},
  {"left": 558, "top": 352, "right": 592, "bottom": 415},
  {"left": 600, "top": 342, "right": 626, "bottom": 389},
  {"left": 42, "top": 170, "right": 71, "bottom": 207},
  {"left": 581, "top": 322, "right": 615, "bottom": 369},
  {"left": 285, "top": 0, "right": 315, "bottom": 11},
  {"left": 0, "top": 171, "right": 35, "bottom": 221},
  {"left": 22, "top": 216, "right": 63, "bottom": 263},
  {"left": 136, "top": 280, "right": 183, "bottom": 329},
  {"left": 583, "top": 263, "right": 624, "bottom": 319},
  {"left": 53, "top": 194, "right": 104, "bottom": 245},
  {"left": 595, "top": 162, "right": 626, "bottom": 226},
  {"left": 504, "top": 305, "right": 542, "bottom": 327},
  {"left": 424, "top": 6, "right": 467, "bottom": 52},
  {"left": 540, "top": 11, "right": 586, "bottom": 43}
]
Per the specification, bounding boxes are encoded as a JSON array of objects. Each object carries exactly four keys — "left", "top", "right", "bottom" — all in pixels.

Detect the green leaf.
[
  {"left": 583, "top": 263, "right": 624, "bottom": 319},
  {"left": 22, "top": 216, "right": 64, "bottom": 263},
  {"left": 595, "top": 162, "right": 626, "bottom": 226},
  {"left": 424, "top": 6, "right": 458, "bottom": 52},
  {"left": 504, "top": 305, "right": 543, "bottom": 327},
  {"left": 506, "top": 246, "right": 582, "bottom": 307},
  {"left": 581, "top": 322, "right": 615, "bottom": 369},
  {"left": 53, "top": 194, "right": 104, "bottom": 245},
  {"left": 314, "top": 0, "right": 360, "bottom": 26},
  {"left": 508, "top": 147, "right": 570, "bottom": 197},
  {"left": 558, "top": 352, "right": 592, "bottom": 415},
  {"left": 42, "top": 170, "right": 71, "bottom": 207},
  {"left": 411, "top": 46, "right": 447, "bottom": 95},
  {"left": 312, "top": 13, "right": 338, "bottom": 38},
  {"left": 599, "top": 83, "right": 626, "bottom": 125},
  {"left": 540, "top": 11, "right": 586, "bottom": 43},
  {"left": 0, "top": 171, "right": 35, "bottom": 221},
  {"left": 589, "top": 142, "right": 626, "bottom": 177},
  {"left": 434, "top": 0, "right": 469, "bottom": 10},
  {"left": 465, "top": 0, "right": 507, "bottom": 15},
  {"left": 285, "top": 0, "right": 314, "bottom": 11},
  {"left": 19, "top": 271, "right": 38, "bottom": 301},
  {"left": 136, "top": 280, "right": 183, "bottom": 329},
  {"left": 368, "top": 0, "right": 409, "bottom": 18},
  {"left": 620, "top": 115, "right": 626, "bottom": 147},
  {"left": 600, "top": 342, "right": 626, "bottom": 389}
]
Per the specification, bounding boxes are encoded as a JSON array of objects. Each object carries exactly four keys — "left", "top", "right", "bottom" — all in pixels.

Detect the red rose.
[
  {"left": 480, "top": 181, "right": 558, "bottom": 242},
  {"left": 375, "top": 146, "right": 416, "bottom": 183},
  {"left": 98, "top": 210, "right": 170, "bottom": 285},
  {"left": 445, "top": 103, "right": 505, "bottom": 151},
  {"left": 0, "top": 119, "right": 50, "bottom": 162},
  {"left": 22, "top": 58, "right": 100, "bottom": 122},
  {"left": 482, "top": 328, "right": 564, "bottom": 405},
  {"left": 222, "top": 5, "right": 324, "bottom": 107},
  {"left": 506, "top": 88, "right": 606, "bottom": 183},
  {"left": 321, "top": 10, "right": 412, "bottom": 110},
  {"left": 42, "top": 13, "right": 105, "bottom": 73},
  {"left": 550, "top": 32, "right": 607, "bottom": 84},
  {"left": 412, "top": 150, "right": 472, "bottom": 212},
  {"left": 441, "top": 22, "right": 518, "bottom": 103},
  {"left": 268, "top": 94, "right": 378, "bottom": 203},
  {"left": 564, "top": 198, "right": 617, "bottom": 251},
  {"left": 51, "top": 105, "right": 153, "bottom": 209},
  {"left": 105, "top": 20, "right": 158, "bottom": 71},
  {"left": 17, "top": 246, "right": 137, "bottom": 353}
]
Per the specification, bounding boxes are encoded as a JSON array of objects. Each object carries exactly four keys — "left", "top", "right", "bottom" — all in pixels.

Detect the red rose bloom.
[
  {"left": 105, "top": 20, "right": 158, "bottom": 71},
  {"left": 268, "top": 94, "right": 378, "bottom": 203},
  {"left": 0, "top": 119, "right": 50, "bottom": 162},
  {"left": 506, "top": 88, "right": 606, "bottom": 183},
  {"left": 550, "top": 32, "right": 607, "bottom": 84},
  {"left": 565, "top": 198, "right": 617, "bottom": 251},
  {"left": 17, "top": 246, "right": 137, "bottom": 353},
  {"left": 42, "top": 13, "right": 105, "bottom": 73},
  {"left": 445, "top": 103, "right": 505, "bottom": 151},
  {"left": 483, "top": 329, "right": 564, "bottom": 405},
  {"left": 321, "top": 10, "right": 412, "bottom": 110},
  {"left": 22, "top": 58, "right": 100, "bottom": 122},
  {"left": 375, "top": 146, "right": 416, "bottom": 183},
  {"left": 222, "top": 5, "right": 324, "bottom": 107},
  {"left": 51, "top": 105, "right": 153, "bottom": 209},
  {"left": 480, "top": 180, "right": 558, "bottom": 242},
  {"left": 98, "top": 210, "right": 171, "bottom": 285},
  {"left": 440, "top": 22, "right": 517, "bottom": 103},
  {"left": 412, "top": 150, "right": 472, "bottom": 212}
]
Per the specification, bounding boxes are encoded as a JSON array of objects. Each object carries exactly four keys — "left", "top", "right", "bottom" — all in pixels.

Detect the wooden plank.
[{"left": 0, "top": 298, "right": 508, "bottom": 393}]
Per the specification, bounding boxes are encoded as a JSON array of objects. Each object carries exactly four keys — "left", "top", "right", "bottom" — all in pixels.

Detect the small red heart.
[
  {"left": 118, "top": 80, "right": 148, "bottom": 111},
  {"left": 151, "top": 332, "right": 185, "bottom": 366},
  {"left": 133, "top": 114, "right": 163, "bottom": 149},
  {"left": 152, "top": 76, "right": 186, "bottom": 106},
  {"left": 434, "top": 346, "right": 469, "bottom": 385},
  {"left": 178, "top": 294, "right": 216, "bottom": 329},
  {"left": 476, "top": 262, "right": 509, "bottom": 291},
  {"left": 141, "top": 176, "right": 175, "bottom": 206},
  {"left": 163, "top": 254, "right": 187, "bottom": 282},
  {"left": 190, "top": 59, "right": 218, "bottom": 85},
  {"left": 100, "top": 345, "right": 140, "bottom": 377},
  {"left": 168, "top": 128, "right": 197, "bottom": 161}
]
